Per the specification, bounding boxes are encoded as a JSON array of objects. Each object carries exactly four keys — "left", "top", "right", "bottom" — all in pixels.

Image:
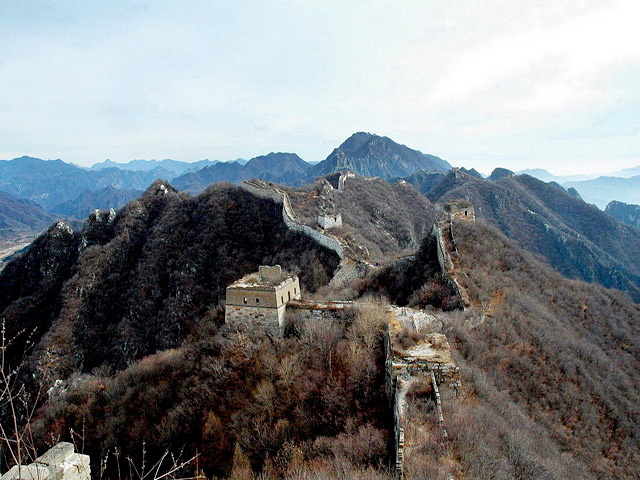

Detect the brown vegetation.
[
  {"left": 441, "top": 221, "right": 640, "bottom": 478},
  {"left": 31, "top": 306, "right": 392, "bottom": 479}
]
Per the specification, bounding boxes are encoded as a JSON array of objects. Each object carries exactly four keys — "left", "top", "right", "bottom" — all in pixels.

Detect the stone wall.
[
  {"left": 1, "top": 443, "right": 89, "bottom": 480},
  {"left": 337, "top": 171, "right": 355, "bottom": 190},
  {"left": 444, "top": 200, "right": 475, "bottom": 223},
  {"left": 432, "top": 222, "right": 468, "bottom": 309},
  {"left": 384, "top": 312, "right": 462, "bottom": 479},
  {"left": 225, "top": 304, "right": 286, "bottom": 334},
  {"left": 241, "top": 180, "right": 344, "bottom": 258}
]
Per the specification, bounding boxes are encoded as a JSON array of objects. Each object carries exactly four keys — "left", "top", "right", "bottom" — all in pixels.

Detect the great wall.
[
  {"left": 3, "top": 177, "right": 473, "bottom": 480},
  {"left": 233, "top": 181, "right": 474, "bottom": 478}
]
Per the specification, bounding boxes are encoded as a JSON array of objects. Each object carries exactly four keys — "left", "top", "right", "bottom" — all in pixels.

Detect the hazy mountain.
[
  {"left": 566, "top": 187, "right": 583, "bottom": 200},
  {"left": 172, "top": 152, "right": 311, "bottom": 193},
  {"left": 90, "top": 158, "right": 221, "bottom": 175},
  {"left": 606, "top": 165, "right": 640, "bottom": 178},
  {"left": 0, "top": 156, "right": 165, "bottom": 210},
  {"left": 605, "top": 200, "right": 640, "bottom": 228},
  {"left": 426, "top": 169, "right": 640, "bottom": 301},
  {"left": 0, "top": 191, "right": 56, "bottom": 239},
  {"left": 308, "top": 132, "right": 451, "bottom": 180},
  {"left": 563, "top": 175, "right": 640, "bottom": 209},
  {"left": 50, "top": 186, "right": 143, "bottom": 219},
  {"left": 518, "top": 168, "right": 594, "bottom": 183}
]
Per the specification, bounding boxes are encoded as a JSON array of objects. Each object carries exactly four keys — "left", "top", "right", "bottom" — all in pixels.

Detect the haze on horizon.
[{"left": 1, "top": 0, "right": 639, "bottom": 176}]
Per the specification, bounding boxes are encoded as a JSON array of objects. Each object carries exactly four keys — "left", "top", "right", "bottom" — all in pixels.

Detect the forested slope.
[
  {"left": 444, "top": 221, "right": 640, "bottom": 478},
  {"left": 426, "top": 170, "right": 640, "bottom": 301}
]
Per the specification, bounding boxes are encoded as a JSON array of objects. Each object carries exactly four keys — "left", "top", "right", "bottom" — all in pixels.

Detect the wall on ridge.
[{"left": 241, "top": 181, "right": 344, "bottom": 258}]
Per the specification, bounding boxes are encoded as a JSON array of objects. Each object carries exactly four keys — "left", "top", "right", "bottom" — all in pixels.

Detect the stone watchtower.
[
  {"left": 443, "top": 200, "right": 475, "bottom": 222},
  {"left": 224, "top": 265, "right": 301, "bottom": 334},
  {"left": 317, "top": 213, "right": 342, "bottom": 230}
]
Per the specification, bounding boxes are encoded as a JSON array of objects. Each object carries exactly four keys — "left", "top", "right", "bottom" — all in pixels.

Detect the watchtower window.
[
  {"left": 464, "top": 210, "right": 468, "bottom": 216},
  {"left": 243, "top": 297, "right": 247, "bottom": 304},
  {"left": 294, "top": 287, "right": 297, "bottom": 294},
  {"left": 281, "top": 296, "right": 284, "bottom": 303},
  {"left": 288, "top": 291, "right": 291, "bottom": 300},
  {"left": 256, "top": 298, "right": 260, "bottom": 304}
]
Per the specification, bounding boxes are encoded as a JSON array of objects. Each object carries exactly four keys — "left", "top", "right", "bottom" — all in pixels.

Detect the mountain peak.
[
  {"left": 310, "top": 133, "right": 451, "bottom": 180},
  {"left": 489, "top": 167, "right": 515, "bottom": 180},
  {"left": 338, "top": 132, "right": 375, "bottom": 154}
]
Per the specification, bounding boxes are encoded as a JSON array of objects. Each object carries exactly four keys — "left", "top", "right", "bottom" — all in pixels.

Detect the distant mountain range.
[
  {"left": 90, "top": 158, "right": 227, "bottom": 175},
  {"left": 173, "top": 132, "right": 452, "bottom": 193},
  {"left": 0, "top": 156, "right": 162, "bottom": 210},
  {"left": 518, "top": 168, "right": 640, "bottom": 208},
  {"left": 517, "top": 168, "right": 594, "bottom": 183},
  {"left": 173, "top": 152, "right": 312, "bottom": 193},
  {"left": 50, "top": 186, "right": 144, "bottom": 219},
  {"left": 563, "top": 176, "right": 640, "bottom": 209}
]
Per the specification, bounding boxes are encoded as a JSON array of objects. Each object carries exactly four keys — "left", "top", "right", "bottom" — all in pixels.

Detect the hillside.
[
  {"left": 308, "top": 132, "right": 451, "bottom": 181},
  {"left": 287, "top": 174, "right": 438, "bottom": 263},
  {"left": 352, "top": 219, "right": 640, "bottom": 478},
  {"left": 605, "top": 200, "right": 640, "bottom": 228},
  {"left": 0, "top": 190, "right": 56, "bottom": 238},
  {"left": 444, "top": 221, "right": 640, "bottom": 478},
  {"left": 424, "top": 169, "right": 640, "bottom": 301},
  {"left": 0, "top": 180, "right": 340, "bottom": 373},
  {"left": 51, "top": 186, "right": 143, "bottom": 219},
  {"left": 0, "top": 190, "right": 59, "bottom": 269},
  {"left": 173, "top": 153, "right": 311, "bottom": 192}
]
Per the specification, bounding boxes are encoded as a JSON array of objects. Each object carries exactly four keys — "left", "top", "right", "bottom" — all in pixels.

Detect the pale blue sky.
[{"left": 1, "top": 0, "right": 639, "bottom": 174}]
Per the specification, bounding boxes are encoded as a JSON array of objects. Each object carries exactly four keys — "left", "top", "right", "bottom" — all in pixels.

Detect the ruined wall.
[
  {"left": 432, "top": 222, "right": 468, "bottom": 310},
  {"left": 226, "top": 288, "right": 280, "bottom": 308},
  {"left": 225, "top": 304, "right": 286, "bottom": 334},
  {"left": 338, "top": 171, "right": 355, "bottom": 190},
  {"left": 241, "top": 181, "right": 344, "bottom": 258},
  {"left": 1, "top": 442, "right": 89, "bottom": 480},
  {"left": 384, "top": 316, "right": 462, "bottom": 479}
]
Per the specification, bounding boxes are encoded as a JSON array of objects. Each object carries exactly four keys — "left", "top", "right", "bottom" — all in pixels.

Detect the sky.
[{"left": 1, "top": 0, "right": 639, "bottom": 175}]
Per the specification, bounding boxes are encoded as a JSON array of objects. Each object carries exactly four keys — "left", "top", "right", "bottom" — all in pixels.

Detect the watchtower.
[
  {"left": 317, "top": 213, "right": 342, "bottom": 230},
  {"left": 443, "top": 200, "right": 475, "bottom": 222},
  {"left": 224, "top": 265, "right": 301, "bottom": 334}
]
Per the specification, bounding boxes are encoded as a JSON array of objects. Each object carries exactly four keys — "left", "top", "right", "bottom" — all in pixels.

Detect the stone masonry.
[
  {"left": 385, "top": 308, "right": 461, "bottom": 479},
  {"left": 1, "top": 442, "right": 90, "bottom": 480},
  {"left": 317, "top": 213, "right": 342, "bottom": 230}
]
